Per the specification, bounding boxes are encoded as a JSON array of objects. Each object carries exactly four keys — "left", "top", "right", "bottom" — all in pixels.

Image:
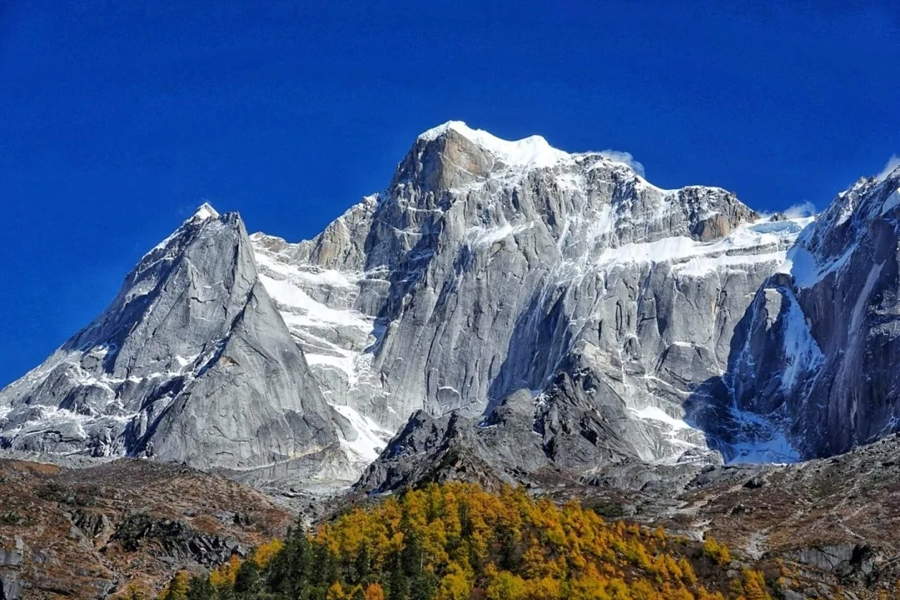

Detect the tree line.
[{"left": 142, "top": 483, "right": 778, "bottom": 600}]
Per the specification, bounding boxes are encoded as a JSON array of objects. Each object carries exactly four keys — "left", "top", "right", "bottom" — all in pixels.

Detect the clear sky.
[{"left": 1, "top": 1, "right": 899, "bottom": 386}]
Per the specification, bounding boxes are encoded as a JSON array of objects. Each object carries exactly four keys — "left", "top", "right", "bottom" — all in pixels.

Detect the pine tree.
[
  {"left": 387, "top": 553, "right": 409, "bottom": 600},
  {"left": 174, "top": 483, "right": 776, "bottom": 600},
  {"left": 234, "top": 559, "right": 262, "bottom": 596},
  {"left": 185, "top": 576, "right": 215, "bottom": 600},
  {"left": 408, "top": 571, "right": 437, "bottom": 600},
  {"left": 354, "top": 543, "right": 372, "bottom": 584},
  {"left": 268, "top": 525, "right": 312, "bottom": 597},
  {"left": 161, "top": 571, "right": 190, "bottom": 600}
]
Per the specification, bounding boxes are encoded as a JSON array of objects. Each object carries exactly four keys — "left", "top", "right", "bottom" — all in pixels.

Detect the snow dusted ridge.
[
  {"left": 250, "top": 241, "right": 393, "bottom": 475},
  {"left": 0, "top": 203, "right": 236, "bottom": 446},
  {"left": 596, "top": 216, "right": 813, "bottom": 278},
  {"left": 0, "top": 204, "right": 342, "bottom": 484},
  {"left": 415, "top": 120, "right": 662, "bottom": 198},
  {"left": 192, "top": 202, "right": 220, "bottom": 221},
  {"left": 419, "top": 121, "right": 649, "bottom": 179},
  {"left": 726, "top": 166, "right": 900, "bottom": 461}
]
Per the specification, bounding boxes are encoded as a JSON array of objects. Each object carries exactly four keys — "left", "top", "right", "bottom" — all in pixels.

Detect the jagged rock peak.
[
  {"left": 136, "top": 202, "right": 230, "bottom": 274},
  {"left": 0, "top": 202, "right": 345, "bottom": 484},
  {"left": 19, "top": 122, "right": 890, "bottom": 498}
]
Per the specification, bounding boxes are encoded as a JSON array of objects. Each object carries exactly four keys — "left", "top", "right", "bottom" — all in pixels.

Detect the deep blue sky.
[{"left": 1, "top": 1, "right": 899, "bottom": 386}]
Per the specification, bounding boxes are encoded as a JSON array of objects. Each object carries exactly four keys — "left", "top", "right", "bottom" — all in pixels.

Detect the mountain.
[
  {"left": 732, "top": 166, "right": 900, "bottom": 458},
  {"left": 0, "top": 205, "right": 352, "bottom": 485},
  {"left": 1, "top": 121, "right": 897, "bottom": 495},
  {"left": 251, "top": 121, "right": 811, "bottom": 489}
]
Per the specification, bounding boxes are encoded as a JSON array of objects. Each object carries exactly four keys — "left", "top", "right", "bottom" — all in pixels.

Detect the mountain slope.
[{"left": 0, "top": 457, "right": 292, "bottom": 600}]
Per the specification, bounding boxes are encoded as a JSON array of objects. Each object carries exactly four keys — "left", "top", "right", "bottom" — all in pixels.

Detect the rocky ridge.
[
  {"left": 732, "top": 166, "right": 900, "bottom": 459},
  {"left": 251, "top": 121, "right": 812, "bottom": 488}
]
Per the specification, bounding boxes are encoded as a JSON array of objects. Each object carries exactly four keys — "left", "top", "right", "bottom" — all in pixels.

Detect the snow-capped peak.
[
  {"left": 143, "top": 203, "right": 223, "bottom": 259},
  {"left": 191, "top": 202, "right": 220, "bottom": 222},
  {"left": 418, "top": 120, "right": 569, "bottom": 169},
  {"left": 417, "top": 121, "right": 652, "bottom": 182}
]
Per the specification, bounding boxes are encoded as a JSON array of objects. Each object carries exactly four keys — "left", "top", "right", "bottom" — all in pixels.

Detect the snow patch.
[
  {"left": 331, "top": 404, "right": 393, "bottom": 463},
  {"left": 728, "top": 433, "right": 800, "bottom": 464},
  {"left": 881, "top": 188, "right": 900, "bottom": 216},
  {"left": 596, "top": 215, "right": 809, "bottom": 277},
  {"left": 850, "top": 262, "right": 884, "bottom": 335},
  {"left": 724, "top": 406, "right": 801, "bottom": 465},
  {"left": 255, "top": 252, "right": 356, "bottom": 289},
  {"left": 676, "top": 252, "right": 786, "bottom": 278},
  {"left": 259, "top": 274, "right": 372, "bottom": 331},
  {"left": 174, "top": 354, "right": 199, "bottom": 369},
  {"left": 598, "top": 231, "right": 776, "bottom": 277},
  {"left": 468, "top": 222, "right": 534, "bottom": 247},
  {"left": 779, "top": 290, "right": 824, "bottom": 391},
  {"left": 191, "top": 202, "right": 220, "bottom": 221},
  {"left": 305, "top": 353, "right": 356, "bottom": 380},
  {"left": 631, "top": 406, "right": 691, "bottom": 430}
]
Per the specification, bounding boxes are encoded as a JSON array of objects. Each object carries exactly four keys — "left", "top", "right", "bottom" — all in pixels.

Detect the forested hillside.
[{"left": 150, "top": 484, "right": 784, "bottom": 600}]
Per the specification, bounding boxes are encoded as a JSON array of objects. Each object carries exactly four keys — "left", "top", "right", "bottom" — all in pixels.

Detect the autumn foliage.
[{"left": 159, "top": 483, "right": 777, "bottom": 600}]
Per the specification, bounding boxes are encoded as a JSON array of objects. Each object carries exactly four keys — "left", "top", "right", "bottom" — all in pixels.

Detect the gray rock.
[
  {"left": 786, "top": 544, "right": 879, "bottom": 587},
  {"left": 254, "top": 121, "right": 794, "bottom": 488},
  {"left": 0, "top": 538, "right": 24, "bottom": 600}
]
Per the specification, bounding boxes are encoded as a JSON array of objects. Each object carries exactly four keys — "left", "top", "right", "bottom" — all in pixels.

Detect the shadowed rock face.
[
  {"left": 732, "top": 167, "right": 900, "bottom": 459},
  {"left": 0, "top": 206, "right": 342, "bottom": 480}
]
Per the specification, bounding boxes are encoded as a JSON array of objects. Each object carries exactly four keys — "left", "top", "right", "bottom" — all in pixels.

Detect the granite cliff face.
[{"left": 3, "top": 122, "right": 898, "bottom": 493}]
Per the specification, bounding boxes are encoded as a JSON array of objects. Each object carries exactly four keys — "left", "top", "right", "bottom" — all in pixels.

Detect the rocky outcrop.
[
  {"left": 356, "top": 380, "right": 709, "bottom": 496},
  {"left": 111, "top": 512, "right": 249, "bottom": 565},
  {"left": 0, "top": 458, "right": 292, "bottom": 599},
  {"left": 0, "top": 537, "right": 23, "bottom": 600}
]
